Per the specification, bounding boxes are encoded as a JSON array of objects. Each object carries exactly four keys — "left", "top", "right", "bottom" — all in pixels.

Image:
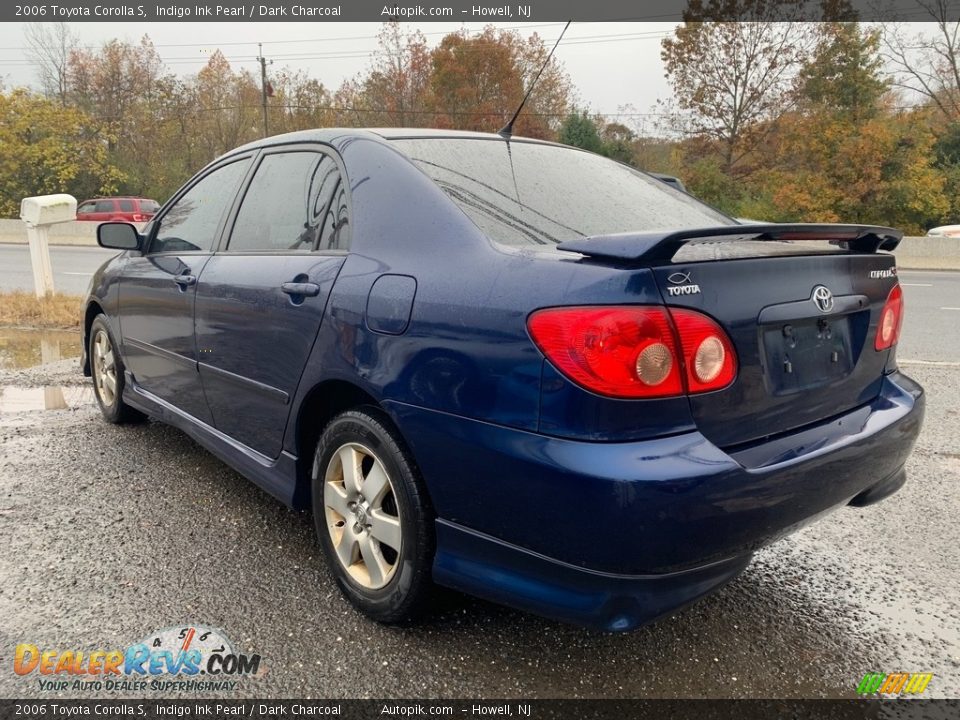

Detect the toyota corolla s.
[{"left": 81, "top": 129, "right": 924, "bottom": 631}]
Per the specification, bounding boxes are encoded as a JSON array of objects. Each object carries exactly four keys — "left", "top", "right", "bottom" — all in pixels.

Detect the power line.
[
  {"left": 91, "top": 101, "right": 932, "bottom": 119},
  {"left": 0, "top": 22, "right": 571, "bottom": 52},
  {"left": 0, "top": 28, "right": 674, "bottom": 66},
  {"left": 76, "top": 102, "right": 674, "bottom": 121}
]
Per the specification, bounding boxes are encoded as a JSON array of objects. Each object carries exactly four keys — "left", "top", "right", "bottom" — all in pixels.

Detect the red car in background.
[{"left": 76, "top": 197, "right": 160, "bottom": 223}]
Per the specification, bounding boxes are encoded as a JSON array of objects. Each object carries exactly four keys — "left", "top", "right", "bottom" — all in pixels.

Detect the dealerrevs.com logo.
[{"left": 14, "top": 625, "right": 263, "bottom": 693}]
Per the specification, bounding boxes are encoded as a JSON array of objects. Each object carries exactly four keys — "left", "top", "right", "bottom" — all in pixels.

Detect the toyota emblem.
[{"left": 811, "top": 285, "right": 834, "bottom": 313}]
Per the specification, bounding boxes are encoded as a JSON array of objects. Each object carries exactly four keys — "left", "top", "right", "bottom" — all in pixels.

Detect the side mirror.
[{"left": 97, "top": 222, "right": 141, "bottom": 251}]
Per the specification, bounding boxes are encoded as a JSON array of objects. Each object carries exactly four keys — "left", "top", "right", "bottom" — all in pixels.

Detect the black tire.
[
  {"left": 311, "top": 407, "right": 434, "bottom": 623},
  {"left": 89, "top": 314, "right": 144, "bottom": 424}
]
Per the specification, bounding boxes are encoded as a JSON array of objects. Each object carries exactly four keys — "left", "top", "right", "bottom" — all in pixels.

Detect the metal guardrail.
[{"left": 0, "top": 219, "right": 957, "bottom": 270}]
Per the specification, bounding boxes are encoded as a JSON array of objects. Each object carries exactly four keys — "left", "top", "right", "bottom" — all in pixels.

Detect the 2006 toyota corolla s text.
[{"left": 80, "top": 129, "right": 924, "bottom": 631}]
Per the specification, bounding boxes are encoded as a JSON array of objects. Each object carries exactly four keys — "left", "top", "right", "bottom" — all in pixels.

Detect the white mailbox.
[
  {"left": 20, "top": 194, "right": 77, "bottom": 226},
  {"left": 20, "top": 193, "right": 78, "bottom": 298}
]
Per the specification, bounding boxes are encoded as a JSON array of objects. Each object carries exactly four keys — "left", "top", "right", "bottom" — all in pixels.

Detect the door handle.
[
  {"left": 281, "top": 282, "right": 321, "bottom": 297},
  {"left": 173, "top": 274, "right": 196, "bottom": 287}
]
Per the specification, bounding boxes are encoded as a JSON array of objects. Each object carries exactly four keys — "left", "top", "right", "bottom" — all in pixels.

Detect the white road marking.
[
  {"left": 901, "top": 283, "right": 933, "bottom": 287},
  {"left": 941, "top": 307, "right": 960, "bottom": 311},
  {"left": 61, "top": 272, "right": 90, "bottom": 276},
  {"left": 900, "top": 360, "right": 960, "bottom": 367}
]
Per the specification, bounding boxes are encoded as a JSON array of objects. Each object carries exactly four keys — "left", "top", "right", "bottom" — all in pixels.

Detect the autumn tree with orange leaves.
[
  {"left": 338, "top": 22, "right": 574, "bottom": 136},
  {"left": 662, "top": 17, "right": 949, "bottom": 232},
  {"left": 426, "top": 26, "right": 573, "bottom": 137}
]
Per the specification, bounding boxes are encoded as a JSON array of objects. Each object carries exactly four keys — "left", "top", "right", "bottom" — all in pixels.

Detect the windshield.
[{"left": 391, "top": 137, "right": 733, "bottom": 247}]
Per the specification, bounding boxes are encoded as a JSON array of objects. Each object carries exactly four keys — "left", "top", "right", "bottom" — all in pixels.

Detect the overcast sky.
[{"left": 0, "top": 21, "right": 675, "bottom": 132}]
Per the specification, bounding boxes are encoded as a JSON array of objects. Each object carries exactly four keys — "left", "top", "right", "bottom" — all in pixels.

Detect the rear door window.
[
  {"left": 118, "top": 199, "right": 135, "bottom": 212},
  {"left": 228, "top": 150, "right": 348, "bottom": 252}
]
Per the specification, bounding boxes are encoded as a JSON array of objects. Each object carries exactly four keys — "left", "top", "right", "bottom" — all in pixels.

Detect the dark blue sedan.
[{"left": 82, "top": 129, "right": 924, "bottom": 631}]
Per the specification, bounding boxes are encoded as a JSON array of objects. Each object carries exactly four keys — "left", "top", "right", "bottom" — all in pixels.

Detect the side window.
[
  {"left": 118, "top": 199, "right": 135, "bottom": 212},
  {"left": 228, "top": 150, "right": 349, "bottom": 252},
  {"left": 77, "top": 202, "right": 96, "bottom": 214},
  {"left": 95, "top": 200, "right": 115, "bottom": 213},
  {"left": 151, "top": 159, "right": 250, "bottom": 254}
]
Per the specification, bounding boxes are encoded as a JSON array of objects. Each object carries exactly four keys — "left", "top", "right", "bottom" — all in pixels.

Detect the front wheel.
[
  {"left": 312, "top": 408, "right": 434, "bottom": 623},
  {"left": 89, "top": 315, "right": 144, "bottom": 424}
]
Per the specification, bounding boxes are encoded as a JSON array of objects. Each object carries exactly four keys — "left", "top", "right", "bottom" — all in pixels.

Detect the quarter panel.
[{"left": 286, "top": 136, "right": 697, "bottom": 458}]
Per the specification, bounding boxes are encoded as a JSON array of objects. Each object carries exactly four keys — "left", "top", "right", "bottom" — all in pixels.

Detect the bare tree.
[
  {"left": 661, "top": 6, "right": 815, "bottom": 175},
  {"left": 25, "top": 22, "right": 78, "bottom": 105},
  {"left": 882, "top": 1, "right": 960, "bottom": 122}
]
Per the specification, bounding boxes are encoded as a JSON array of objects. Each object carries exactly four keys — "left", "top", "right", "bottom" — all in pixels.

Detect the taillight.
[
  {"left": 875, "top": 284, "right": 904, "bottom": 350},
  {"left": 668, "top": 308, "right": 738, "bottom": 394},
  {"left": 527, "top": 306, "right": 737, "bottom": 399},
  {"left": 132, "top": 214, "right": 144, "bottom": 222}
]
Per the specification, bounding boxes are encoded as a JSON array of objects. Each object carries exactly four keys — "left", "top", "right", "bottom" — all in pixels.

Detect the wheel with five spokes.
[
  {"left": 89, "top": 314, "right": 143, "bottom": 424},
  {"left": 312, "top": 408, "right": 434, "bottom": 623}
]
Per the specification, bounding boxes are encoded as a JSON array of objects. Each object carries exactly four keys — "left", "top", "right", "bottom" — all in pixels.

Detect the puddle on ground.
[
  {"left": 0, "top": 329, "right": 89, "bottom": 412},
  {"left": 0, "top": 385, "right": 93, "bottom": 412},
  {"left": 0, "top": 329, "right": 83, "bottom": 370}
]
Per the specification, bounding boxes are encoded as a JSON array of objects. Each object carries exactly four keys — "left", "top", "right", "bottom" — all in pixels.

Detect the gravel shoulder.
[{"left": 0, "top": 359, "right": 957, "bottom": 699}]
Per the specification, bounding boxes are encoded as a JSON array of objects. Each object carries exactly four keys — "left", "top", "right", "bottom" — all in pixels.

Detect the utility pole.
[{"left": 258, "top": 43, "right": 269, "bottom": 138}]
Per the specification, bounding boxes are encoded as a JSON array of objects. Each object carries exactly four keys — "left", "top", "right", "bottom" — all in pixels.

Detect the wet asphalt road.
[
  {"left": 0, "top": 354, "right": 957, "bottom": 700},
  {"left": 0, "top": 245, "right": 118, "bottom": 296},
  {"left": 897, "top": 270, "right": 960, "bottom": 363}
]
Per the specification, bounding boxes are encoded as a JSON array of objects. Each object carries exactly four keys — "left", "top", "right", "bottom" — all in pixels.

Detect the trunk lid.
[
  {"left": 652, "top": 253, "right": 897, "bottom": 447},
  {"left": 559, "top": 225, "right": 902, "bottom": 448}
]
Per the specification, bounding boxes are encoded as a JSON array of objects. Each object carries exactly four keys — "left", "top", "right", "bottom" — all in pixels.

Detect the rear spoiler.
[{"left": 556, "top": 223, "right": 903, "bottom": 264}]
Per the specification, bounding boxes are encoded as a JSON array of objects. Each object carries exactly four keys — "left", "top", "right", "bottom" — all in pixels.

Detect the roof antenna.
[{"left": 499, "top": 21, "right": 571, "bottom": 139}]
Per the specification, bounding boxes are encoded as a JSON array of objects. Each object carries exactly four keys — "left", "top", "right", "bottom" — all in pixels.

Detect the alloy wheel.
[
  {"left": 92, "top": 328, "right": 118, "bottom": 406},
  {"left": 323, "top": 442, "right": 402, "bottom": 589}
]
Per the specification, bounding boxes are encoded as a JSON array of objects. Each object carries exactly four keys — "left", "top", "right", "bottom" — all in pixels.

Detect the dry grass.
[{"left": 0, "top": 291, "right": 83, "bottom": 329}]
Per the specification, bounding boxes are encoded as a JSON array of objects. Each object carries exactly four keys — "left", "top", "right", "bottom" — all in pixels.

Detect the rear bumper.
[
  {"left": 433, "top": 520, "right": 752, "bottom": 631},
  {"left": 385, "top": 370, "right": 923, "bottom": 630}
]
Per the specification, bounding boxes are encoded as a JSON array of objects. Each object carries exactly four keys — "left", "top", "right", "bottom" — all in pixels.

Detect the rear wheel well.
[
  {"left": 293, "top": 380, "right": 381, "bottom": 509},
  {"left": 82, "top": 301, "right": 104, "bottom": 375}
]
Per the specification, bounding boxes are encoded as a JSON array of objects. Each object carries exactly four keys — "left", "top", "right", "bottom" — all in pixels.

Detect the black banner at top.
[{"left": 3, "top": 0, "right": 960, "bottom": 23}]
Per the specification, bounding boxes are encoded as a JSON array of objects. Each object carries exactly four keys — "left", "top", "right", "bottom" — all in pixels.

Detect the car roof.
[{"left": 226, "top": 127, "right": 563, "bottom": 156}]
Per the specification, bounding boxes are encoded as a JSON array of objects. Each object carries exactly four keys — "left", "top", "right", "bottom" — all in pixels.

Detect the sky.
[{"left": 0, "top": 21, "right": 676, "bottom": 133}]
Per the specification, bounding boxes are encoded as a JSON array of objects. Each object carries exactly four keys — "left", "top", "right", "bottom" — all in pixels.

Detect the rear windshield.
[
  {"left": 391, "top": 138, "right": 733, "bottom": 247},
  {"left": 140, "top": 200, "right": 160, "bottom": 212}
]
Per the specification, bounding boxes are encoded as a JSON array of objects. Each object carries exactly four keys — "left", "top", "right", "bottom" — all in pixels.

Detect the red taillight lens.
[
  {"left": 668, "top": 308, "right": 738, "bottom": 394},
  {"left": 528, "top": 307, "right": 684, "bottom": 398},
  {"left": 527, "top": 306, "right": 737, "bottom": 398},
  {"left": 132, "top": 214, "right": 144, "bottom": 222},
  {"left": 875, "top": 284, "right": 904, "bottom": 351}
]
